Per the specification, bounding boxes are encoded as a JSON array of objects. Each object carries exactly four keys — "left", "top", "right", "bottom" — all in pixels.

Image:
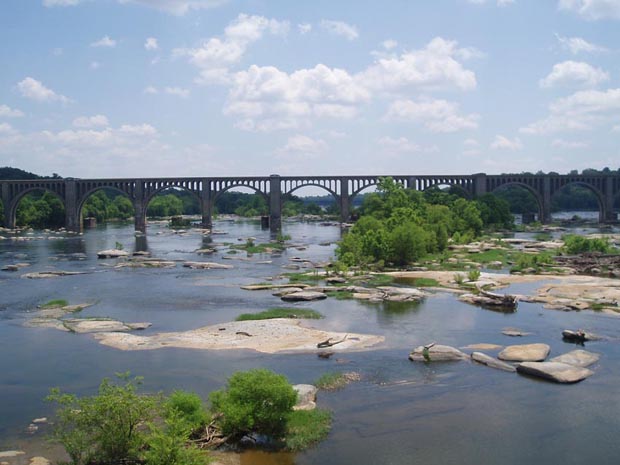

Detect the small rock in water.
[
  {"left": 498, "top": 343, "right": 550, "bottom": 362},
  {"left": 29, "top": 458, "right": 51, "bottom": 465},
  {"left": 97, "top": 249, "right": 129, "bottom": 259},
  {"left": 281, "top": 291, "right": 327, "bottom": 302},
  {"left": 0, "top": 451, "right": 25, "bottom": 458},
  {"left": 409, "top": 344, "right": 468, "bottom": 362},
  {"left": 32, "top": 417, "right": 47, "bottom": 424},
  {"left": 462, "top": 343, "right": 503, "bottom": 351},
  {"left": 471, "top": 352, "right": 516, "bottom": 372},
  {"left": 502, "top": 328, "right": 532, "bottom": 337},
  {"left": 517, "top": 361, "right": 593, "bottom": 383},
  {"left": 562, "top": 329, "right": 600, "bottom": 342},
  {"left": 293, "top": 384, "right": 318, "bottom": 411}
]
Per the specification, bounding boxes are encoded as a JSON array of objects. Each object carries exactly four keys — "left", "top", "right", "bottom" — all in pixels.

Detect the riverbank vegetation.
[
  {"left": 235, "top": 308, "right": 323, "bottom": 321},
  {"left": 46, "top": 370, "right": 332, "bottom": 465}
]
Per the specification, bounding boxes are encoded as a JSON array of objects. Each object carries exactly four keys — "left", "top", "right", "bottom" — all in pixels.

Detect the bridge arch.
[
  {"left": 212, "top": 184, "right": 269, "bottom": 204},
  {"left": 491, "top": 181, "right": 544, "bottom": 222},
  {"left": 77, "top": 186, "right": 135, "bottom": 228},
  {"left": 550, "top": 181, "right": 606, "bottom": 222},
  {"left": 423, "top": 183, "right": 472, "bottom": 199},
  {"left": 144, "top": 186, "right": 202, "bottom": 212},
  {"left": 9, "top": 187, "right": 66, "bottom": 229}
]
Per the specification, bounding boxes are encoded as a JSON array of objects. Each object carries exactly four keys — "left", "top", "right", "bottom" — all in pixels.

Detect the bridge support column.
[
  {"left": 406, "top": 176, "right": 417, "bottom": 191},
  {"left": 473, "top": 173, "right": 487, "bottom": 197},
  {"left": 133, "top": 181, "right": 147, "bottom": 233},
  {"left": 64, "top": 180, "right": 80, "bottom": 232},
  {"left": 541, "top": 176, "right": 551, "bottom": 224},
  {"left": 339, "top": 177, "right": 350, "bottom": 223},
  {"left": 1, "top": 183, "right": 10, "bottom": 228},
  {"left": 201, "top": 179, "right": 212, "bottom": 228},
  {"left": 269, "top": 174, "right": 282, "bottom": 232},
  {"left": 603, "top": 176, "right": 616, "bottom": 223}
]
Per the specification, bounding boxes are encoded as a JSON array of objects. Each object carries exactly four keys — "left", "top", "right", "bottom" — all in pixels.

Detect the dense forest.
[{"left": 2, "top": 167, "right": 619, "bottom": 228}]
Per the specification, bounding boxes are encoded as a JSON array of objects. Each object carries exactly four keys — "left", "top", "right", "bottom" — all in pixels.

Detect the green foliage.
[
  {"left": 236, "top": 308, "right": 323, "bottom": 321},
  {"left": 164, "top": 390, "right": 209, "bottom": 432},
  {"left": 209, "top": 369, "right": 297, "bottom": 437},
  {"left": 315, "top": 372, "right": 349, "bottom": 391},
  {"left": 562, "top": 234, "right": 612, "bottom": 254},
  {"left": 148, "top": 194, "right": 183, "bottom": 217},
  {"left": 510, "top": 252, "right": 555, "bottom": 273},
  {"left": 46, "top": 374, "right": 160, "bottom": 465},
  {"left": 475, "top": 194, "right": 514, "bottom": 229},
  {"left": 453, "top": 273, "right": 465, "bottom": 285},
  {"left": 276, "top": 232, "right": 291, "bottom": 243},
  {"left": 114, "top": 241, "right": 124, "bottom": 250},
  {"left": 467, "top": 269, "right": 481, "bottom": 282},
  {"left": 144, "top": 412, "right": 209, "bottom": 465},
  {"left": 40, "top": 299, "right": 69, "bottom": 308},
  {"left": 16, "top": 191, "right": 65, "bottom": 229},
  {"left": 82, "top": 190, "right": 134, "bottom": 223},
  {"left": 282, "top": 194, "right": 326, "bottom": 217},
  {"left": 284, "top": 409, "right": 332, "bottom": 451},
  {"left": 170, "top": 217, "right": 192, "bottom": 228},
  {"left": 214, "top": 191, "right": 267, "bottom": 217},
  {"left": 534, "top": 232, "right": 552, "bottom": 241}
]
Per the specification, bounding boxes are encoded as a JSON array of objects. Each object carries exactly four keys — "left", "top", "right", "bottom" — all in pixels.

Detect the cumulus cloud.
[
  {"left": 360, "top": 37, "right": 477, "bottom": 92},
  {"left": 224, "top": 64, "right": 370, "bottom": 131},
  {"left": 0, "top": 104, "right": 24, "bottom": 118},
  {"left": 91, "top": 36, "right": 117, "bottom": 48},
  {"left": 382, "top": 39, "right": 398, "bottom": 50},
  {"left": 17, "top": 77, "right": 69, "bottom": 103},
  {"left": 143, "top": 86, "right": 158, "bottom": 94},
  {"left": 319, "top": 20, "right": 359, "bottom": 41},
  {"left": 558, "top": 0, "right": 620, "bottom": 20},
  {"left": 145, "top": 37, "right": 159, "bottom": 50},
  {"left": 539, "top": 61, "right": 609, "bottom": 88},
  {"left": 551, "top": 138, "right": 588, "bottom": 148},
  {"left": 165, "top": 86, "right": 190, "bottom": 98},
  {"left": 555, "top": 34, "right": 608, "bottom": 54},
  {"left": 385, "top": 98, "right": 479, "bottom": 132},
  {"left": 491, "top": 135, "right": 523, "bottom": 150},
  {"left": 520, "top": 88, "right": 620, "bottom": 134},
  {"left": 117, "top": 0, "right": 227, "bottom": 15},
  {"left": 276, "top": 134, "right": 328, "bottom": 158},
  {"left": 297, "top": 23, "right": 312, "bottom": 34},
  {"left": 377, "top": 136, "right": 422, "bottom": 154},
  {"left": 73, "top": 115, "right": 109, "bottom": 128},
  {"left": 175, "top": 13, "right": 289, "bottom": 82},
  {"left": 0, "top": 123, "right": 17, "bottom": 135}
]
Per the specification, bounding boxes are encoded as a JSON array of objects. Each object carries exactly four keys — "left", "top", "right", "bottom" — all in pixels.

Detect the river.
[{"left": 1, "top": 218, "right": 620, "bottom": 464}]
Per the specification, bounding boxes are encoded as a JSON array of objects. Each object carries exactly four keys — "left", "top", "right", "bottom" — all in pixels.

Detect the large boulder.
[
  {"left": 409, "top": 344, "right": 468, "bottom": 362},
  {"left": 471, "top": 352, "right": 516, "bottom": 372},
  {"left": 498, "top": 343, "right": 550, "bottom": 362},
  {"left": 549, "top": 350, "right": 600, "bottom": 368},
  {"left": 293, "top": 384, "right": 317, "bottom": 411},
  {"left": 183, "top": 261, "right": 233, "bottom": 269},
  {"left": 281, "top": 291, "right": 327, "bottom": 302},
  {"left": 517, "top": 362, "right": 594, "bottom": 383},
  {"left": 97, "top": 249, "right": 129, "bottom": 258}
]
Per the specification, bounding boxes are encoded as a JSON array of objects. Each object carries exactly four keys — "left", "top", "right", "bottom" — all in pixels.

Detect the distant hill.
[{"left": 0, "top": 167, "right": 61, "bottom": 180}]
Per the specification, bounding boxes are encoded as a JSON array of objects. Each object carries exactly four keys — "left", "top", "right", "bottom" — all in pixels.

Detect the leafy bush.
[
  {"left": 236, "top": 308, "right": 322, "bottom": 321},
  {"left": 284, "top": 409, "right": 332, "bottom": 451},
  {"left": 562, "top": 234, "right": 611, "bottom": 254},
  {"left": 47, "top": 374, "right": 160, "bottom": 465},
  {"left": 209, "top": 369, "right": 297, "bottom": 437},
  {"left": 467, "top": 269, "right": 481, "bottom": 282},
  {"left": 144, "top": 411, "right": 208, "bottom": 465},
  {"left": 165, "top": 390, "right": 209, "bottom": 432},
  {"left": 510, "top": 252, "right": 554, "bottom": 273}
]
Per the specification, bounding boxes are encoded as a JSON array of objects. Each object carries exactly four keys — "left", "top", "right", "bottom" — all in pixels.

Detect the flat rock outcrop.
[
  {"left": 281, "top": 291, "right": 327, "bottom": 302},
  {"left": 498, "top": 343, "right": 550, "bottom": 362},
  {"left": 293, "top": 384, "right": 318, "bottom": 411},
  {"left": 550, "top": 350, "right": 600, "bottom": 367},
  {"left": 183, "top": 261, "right": 233, "bottom": 269},
  {"left": 517, "top": 361, "right": 594, "bottom": 383},
  {"left": 97, "top": 249, "right": 129, "bottom": 258}
]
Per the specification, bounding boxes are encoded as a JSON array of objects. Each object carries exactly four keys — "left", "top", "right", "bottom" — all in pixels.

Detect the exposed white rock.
[
  {"left": 550, "top": 350, "right": 600, "bottom": 368},
  {"left": 293, "top": 384, "right": 318, "bottom": 411},
  {"left": 498, "top": 343, "right": 550, "bottom": 362},
  {"left": 409, "top": 344, "right": 468, "bottom": 362},
  {"left": 471, "top": 352, "right": 516, "bottom": 372},
  {"left": 97, "top": 249, "right": 129, "bottom": 258},
  {"left": 517, "top": 361, "right": 593, "bottom": 383}
]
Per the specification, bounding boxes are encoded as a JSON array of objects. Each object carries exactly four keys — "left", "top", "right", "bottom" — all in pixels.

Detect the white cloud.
[
  {"left": 175, "top": 14, "right": 288, "bottom": 75},
  {"left": 276, "top": 134, "right": 328, "bottom": 158},
  {"left": 225, "top": 64, "right": 370, "bottom": 131},
  {"left": 118, "top": 123, "right": 157, "bottom": 136},
  {"left": 145, "top": 37, "right": 159, "bottom": 50},
  {"left": 0, "top": 104, "right": 24, "bottom": 118},
  {"left": 385, "top": 98, "right": 479, "bottom": 132},
  {"left": 143, "top": 86, "right": 159, "bottom": 94},
  {"left": 319, "top": 20, "right": 359, "bottom": 41},
  {"left": 491, "top": 135, "right": 523, "bottom": 150},
  {"left": 463, "top": 138, "right": 480, "bottom": 147},
  {"left": 382, "top": 39, "right": 398, "bottom": 50},
  {"left": 521, "top": 88, "right": 620, "bottom": 134},
  {"left": 558, "top": 0, "right": 620, "bottom": 20},
  {"left": 298, "top": 23, "right": 312, "bottom": 34},
  {"left": 539, "top": 60, "right": 609, "bottom": 88},
  {"left": 0, "top": 123, "right": 17, "bottom": 135},
  {"left": 377, "top": 136, "right": 421, "bottom": 154},
  {"left": 90, "top": 61, "right": 101, "bottom": 70},
  {"left": 360, "top": 37, "right": 477, "bottom": 92},
  {"left": 555, "top": 34, "right": 608, "bottom": 54},
  {"left": 73, "top": 115, "right": 109, "bottom": 128},
  {"left": 117, "top": 0, "right": 227, "bottom": 15},
  {"left": 17, "top": 77, "right": 69, "bottom": 103},
  {"left": 551, "top": 138, "right": 588, "bottom": 148},
  {"left": 43, "top": 0, "right": 83, "bottom": 6},
  {"left": 165, "top": 86, "right": 190, "bottom": 98},
  {"left": 91, "top": 36, "right": 117, "bottom": 48}
]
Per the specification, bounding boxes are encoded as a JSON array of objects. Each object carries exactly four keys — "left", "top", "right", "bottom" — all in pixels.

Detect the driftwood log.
[{"left": 317, "top": 334, "right": 348, "bottom": 348}]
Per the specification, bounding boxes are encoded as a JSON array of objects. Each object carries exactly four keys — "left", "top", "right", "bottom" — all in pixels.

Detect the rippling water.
[{"left": 1, "top": 219, "right": 619, "bottom": 464}]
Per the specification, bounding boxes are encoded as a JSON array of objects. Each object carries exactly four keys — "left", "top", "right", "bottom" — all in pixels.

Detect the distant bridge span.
[{"left": 1, "top": 173, "right": 619, "bottom": 232}]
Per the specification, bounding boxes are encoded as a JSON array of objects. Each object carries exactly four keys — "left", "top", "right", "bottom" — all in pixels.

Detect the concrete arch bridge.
[{"left": 1, "top": 173, "right": 619, "bottom": 233}]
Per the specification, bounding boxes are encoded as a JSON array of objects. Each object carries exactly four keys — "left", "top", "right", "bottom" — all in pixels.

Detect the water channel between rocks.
[{"left": 1, "top": 219, "right": 620, "bottom": 465}]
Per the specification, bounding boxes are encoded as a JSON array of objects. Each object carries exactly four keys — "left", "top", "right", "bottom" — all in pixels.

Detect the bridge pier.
[
  {"left": 64, "top": 180, "right": 81, "bottom": 232},
  {"left": 603, "top": 177, "right": 617, "bottom": 223},
  {"left": 339, "top": 177, "right": 350, "bottom": 223},
  {"left": 541, "top": 177, "right": 551, "bottom": 224},
  {"left": 133, "top": 181, "right": 147, "bottom": 233},
  {"left": 473, "top": 173, "right": 487, "bottom": 197},
  {"left": 201, "top": 180, "right": 213, "bottom": 228},
  {"left": 1, "top": 183, "right": 10, "bottom": 228},
  {"left": 269, "top": 175, "right": 282, "bottom": 232}
]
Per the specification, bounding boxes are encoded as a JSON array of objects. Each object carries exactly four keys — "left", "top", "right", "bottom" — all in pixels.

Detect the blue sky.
[{"left": 0, "top": 0, "right": 619, "bottom": 178}]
